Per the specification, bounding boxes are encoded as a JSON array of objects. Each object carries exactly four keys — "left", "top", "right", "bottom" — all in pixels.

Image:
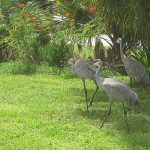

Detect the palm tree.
[
  {"left": 45, "top": 0, "right": 150, "bottom": 65},
  {"left": 82, "top": 0, "right": 150, "bottom": 65}
]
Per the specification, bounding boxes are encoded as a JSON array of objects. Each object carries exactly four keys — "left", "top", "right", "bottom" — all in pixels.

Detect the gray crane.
[
  {"left": 117, "top": 38, "right": 150, "bottom": 87},
  {"left": 68, "top": 58, "right": 99, "bottom": 111},
  {"left": 94, "top": 59, "right": 139, "bottom": 132}
]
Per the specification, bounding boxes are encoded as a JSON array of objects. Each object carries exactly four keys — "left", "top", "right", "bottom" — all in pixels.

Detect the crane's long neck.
[
  {"left": 71, "top": 62, "right": 76, "bottom": 74},
  {"left": 119, "top": 41, "right": 125, "bottom": 60},
  {"left": 95, "top": 63, "right": 104, "bottom": 88},
  {"left": 71, "top": 62, "right": 75, "bottom": 69}
]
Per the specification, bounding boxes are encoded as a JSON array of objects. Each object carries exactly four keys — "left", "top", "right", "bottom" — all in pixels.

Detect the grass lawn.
[{"left": 0, "top": 72, "right": 150, "bottom": 150}]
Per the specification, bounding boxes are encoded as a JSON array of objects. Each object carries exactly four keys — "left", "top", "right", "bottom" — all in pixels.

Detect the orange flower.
[
  {"left": 64, "top": 13, "right": 70, "bottom": 17},
  {"left": 30, "top": 16, "right": 37, "bottom": 21},
  {"left": 23, "top": 13, "right": 30, "bottom": 17},
  {"left": 88, "top": 6, "right": 96, "bottom": 14},
  {"left": 19, "top": 3, "right": 26, "bottom": 9},
  {"left": 36, "top": 24, "right": 45, "bottom": 28}
]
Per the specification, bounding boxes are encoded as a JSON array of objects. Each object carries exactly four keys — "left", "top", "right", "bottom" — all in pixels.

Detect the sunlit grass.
[{"left": 0, "top": 71, "right": 150, "bottom": 150}]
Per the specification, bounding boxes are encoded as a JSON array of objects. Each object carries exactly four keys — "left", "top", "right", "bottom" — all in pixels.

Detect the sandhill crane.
[
  {"left": 94, "top": 59, "right": 139, "bottom": 132},
  {"left": 68, "top": 58, "right": 99, "bottom": 111},
  {"left": 117, "top": 38, "right": 150, "bottom": 87}
]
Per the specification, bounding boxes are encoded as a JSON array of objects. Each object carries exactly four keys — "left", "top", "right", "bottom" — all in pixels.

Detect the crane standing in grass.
[
  {"left": 68, "top": 58, "right": 99, "bottom": 111},
  {"left": 117, "top": 38, "right": 150, "bottom": 87},
  {"left": 94, "top": 59, "right": 139, "bottom": 132}
]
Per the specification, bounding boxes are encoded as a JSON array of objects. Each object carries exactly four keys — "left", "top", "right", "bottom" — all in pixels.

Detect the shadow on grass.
[
  {"left": 75, "top": 95, "right": 150, "bottom": 132},
  {"left": 69, "top": 87, "right": 107, "bottom": 104},
  {"left": 74, "top": 107, "right": 106, "bottom": 121},
  {"left": 116, "top": 87, "right": 150, "bottom": 148},
  {"left": 118, "top": 114, "right": 150, "bottom": 149},
  {"left": 70, "top": 83, "right": 150, "bottom": 148}
]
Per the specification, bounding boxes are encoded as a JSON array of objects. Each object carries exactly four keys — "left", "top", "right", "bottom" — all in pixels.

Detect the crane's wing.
[
  {"left": 104, "top": 78, "right": 130, "bottom": 89},
  {"left": 125, "top": 57, "right": 147, "bottom": 73}
]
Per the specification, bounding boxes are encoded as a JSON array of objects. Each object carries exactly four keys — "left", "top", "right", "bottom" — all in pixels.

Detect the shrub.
[
  {"left": 12, "top": 61, "right": 37, "bottom": 74},
  {"left": 39, "top": 40, "right": 73, "bottom": 74},
  {"left": 1, "top": 1, "right": 51, "bottom": 63}
]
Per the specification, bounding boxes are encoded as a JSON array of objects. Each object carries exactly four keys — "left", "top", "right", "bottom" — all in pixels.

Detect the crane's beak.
[
  {"left": 93, "top": 59, "right": 99, "bottom": 63},
  {"left": 93, "top": 60, "right": 99, "bottom": 67}
]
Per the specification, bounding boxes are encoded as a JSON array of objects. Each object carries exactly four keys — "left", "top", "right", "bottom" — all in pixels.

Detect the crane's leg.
[
  {"left": 82, "top": 79, "right": 89, "bottom": 111},
  {"left": 123, "top": 103, "right": 129, "bottom": 132},
  {"left": 130, "top": 77, "right": 133, "bottom": 88},
  {"left": 89, "top": 86, "right": 99, "bottom": 107},
  {"left": 100, "top": 103, "right": 112, "bottom": 128}
]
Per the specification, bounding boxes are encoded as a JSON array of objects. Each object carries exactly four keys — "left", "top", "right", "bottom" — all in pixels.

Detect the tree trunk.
[
  {"left": 77, "top": 43, "right": 82, "bottom": 52},
  {"left": 111, "top": 23, "right": 121, "bottom": 63}
]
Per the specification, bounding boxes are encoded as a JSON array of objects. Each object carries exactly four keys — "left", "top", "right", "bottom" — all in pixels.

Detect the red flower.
[
  {"left": 23, "top": 13, "right": 30, "bottom": 17},
  {"left": 19, "top": 3, "right": 26, "bottom": 9},
  {"left": 36, "top": 24, "right": 45, "bottom": 28},
  {"left": 88, "top": 6, "right": 96, "bottom": 14},
  {"left": 64, "top": 13, "right": 70, "bottom": 17},
  {"left": 30, "top": 16, "right": 37, "bottom": 21}
]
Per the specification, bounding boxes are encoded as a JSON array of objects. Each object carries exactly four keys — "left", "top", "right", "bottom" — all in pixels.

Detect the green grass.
[{"left": 0, "top": 71, "right": 150, "bottom": 149}]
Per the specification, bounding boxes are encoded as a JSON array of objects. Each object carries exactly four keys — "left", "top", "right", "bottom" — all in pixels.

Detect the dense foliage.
[{"left": 0, "top": 0, "right": 150, "bottom": 73}]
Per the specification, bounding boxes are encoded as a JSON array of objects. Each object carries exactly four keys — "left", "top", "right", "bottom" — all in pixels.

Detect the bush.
[
  {"left": 1, "top": 1, "right": 51, "bottom": 63},
  {"left": 13, "top": 61, "right": 37, "bottom": 74},
  {"left": 39, "top": 40, "right": 73, "bottom": 74}
]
